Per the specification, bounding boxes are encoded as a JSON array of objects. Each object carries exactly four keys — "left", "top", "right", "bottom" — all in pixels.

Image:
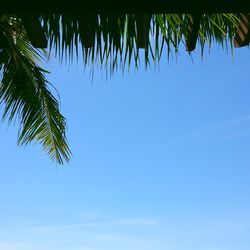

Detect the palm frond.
[
  {"left": 0, "top": 16, "right": 71, "bottom": 164},
  {"left": 40, "top": 13, "right": 241, "bottom": 73}
]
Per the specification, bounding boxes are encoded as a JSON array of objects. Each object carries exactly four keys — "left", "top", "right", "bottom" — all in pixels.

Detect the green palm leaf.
[
  {"left": 41, "top": 13, "right": 241, "bottom": 72},
  {"left": 0, "top": 16, "right": 71, "bottom": 164}
]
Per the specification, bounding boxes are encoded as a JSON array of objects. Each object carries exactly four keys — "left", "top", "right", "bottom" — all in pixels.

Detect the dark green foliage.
[
  {"left": 41, "top": 14, "right": 241, "bottom": 74},
  {"left": 0, "top": 16, "right": 71, "bottom": 164},
  {"left": 0, "top": 13, "right": 243, "bottom": 164}
]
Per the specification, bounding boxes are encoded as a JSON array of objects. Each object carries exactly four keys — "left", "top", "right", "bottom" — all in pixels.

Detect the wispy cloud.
[
  {"left": 0, "top": 217, "right": 162, "bottom": 250},
  {"left": 161, "top": 114, "right": 250, "bottom": 148},
  {"left": 1, "top": 217, "right": 250, "bottom": 250},
  {"left": 0, "top": 242, "right": 21, "bottom": 250},
  {"left": 30, "top": 217, "right": 159, "bottom": 234}
]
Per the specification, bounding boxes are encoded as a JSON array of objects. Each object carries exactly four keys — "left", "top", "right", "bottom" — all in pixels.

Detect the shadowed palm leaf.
[{"left": 41, "top": 13, "right": 241, "bottom": 73}]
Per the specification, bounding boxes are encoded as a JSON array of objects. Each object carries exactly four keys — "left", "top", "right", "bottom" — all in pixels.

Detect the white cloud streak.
[
  {"left": 161, "top": 114, "right": 250, "bottom": 148},
  {"left": 30, "top": 217, "right": 159, "bottom": 234},
  {"left": 1, "top": 217, "right": 250, "bottom": 250}
]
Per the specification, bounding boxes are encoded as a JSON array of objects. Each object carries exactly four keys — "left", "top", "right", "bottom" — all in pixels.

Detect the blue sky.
[{"left": 0, "top": 44, "right": 250, "bottom": 250}]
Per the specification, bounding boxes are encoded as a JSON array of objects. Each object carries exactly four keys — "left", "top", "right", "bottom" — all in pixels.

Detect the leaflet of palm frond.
[
  {"left": 78, "top": 14, "right": 97, "bottom": 48},
  {"left": 105, "top": 14, "right": 122, "bottom": 48},
  {"left": 186, "top": 13, "right": 202, "bottom": 52},
  {"left": 135, "top": 14, "right": 151, "bottom": 48},
  {"left": 0, "top": 30, "right": 8, "bottom": 48},
  {"left": 234, "top": 13, "right": 250, "bottom": 47},
  {"left": 20, "top": 14, "right": 47, "bottom": 48}
]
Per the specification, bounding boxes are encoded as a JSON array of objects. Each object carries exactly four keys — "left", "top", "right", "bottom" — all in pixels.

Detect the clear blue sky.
[{"left": 0, "top": 44, "right": 250, "bottom": 250}]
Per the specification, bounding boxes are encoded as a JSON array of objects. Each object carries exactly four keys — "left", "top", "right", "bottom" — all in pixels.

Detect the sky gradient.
[{"left": 0, "top": 45, "right": 250, "bottom": 250}]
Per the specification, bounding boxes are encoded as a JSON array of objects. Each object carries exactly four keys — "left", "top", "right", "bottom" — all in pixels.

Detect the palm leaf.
[
  {"left": 40, "top": 13, "right": 241, "bottom": 71},
  {"left": 0, "top": 16, "right": 71, "bottom": 164}
]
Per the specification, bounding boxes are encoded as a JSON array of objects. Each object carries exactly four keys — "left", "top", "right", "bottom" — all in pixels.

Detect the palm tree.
[{"left": 0, "top": 13, "right": 243, "bottom": 164}]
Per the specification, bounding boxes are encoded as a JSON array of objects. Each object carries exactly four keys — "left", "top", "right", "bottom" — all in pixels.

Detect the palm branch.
[
  {"left": 40, "top": 13, "right": 241, "bottom": 74},
  {"left": 0, "top": 15, "right": 71, "bottom": 164}
]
